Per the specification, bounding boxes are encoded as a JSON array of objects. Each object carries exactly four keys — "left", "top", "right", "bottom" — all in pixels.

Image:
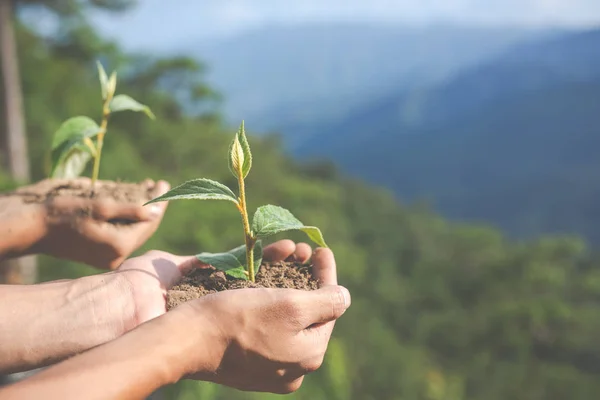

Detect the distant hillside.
[
  {"left": 194, "top": 23, "right": 536, "bottom": 140},
  {"left": 297, "top": 28, "right": 600, "bottom": 243}
]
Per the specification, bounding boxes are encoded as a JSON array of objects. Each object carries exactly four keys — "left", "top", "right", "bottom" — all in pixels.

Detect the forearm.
[
  {"left": 0, "top": 195, "right": 46, "bottom": 259},
  {"left": 0, "top": 307, "right": 202, "bottom": 400},
  {"left": 0, "top": 273, "right": 135, "bottom": 373}
]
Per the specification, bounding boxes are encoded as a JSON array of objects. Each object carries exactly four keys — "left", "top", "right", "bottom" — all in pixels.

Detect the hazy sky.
[{"left": 92, "top": 0, "right": 600, "bottom": 50}]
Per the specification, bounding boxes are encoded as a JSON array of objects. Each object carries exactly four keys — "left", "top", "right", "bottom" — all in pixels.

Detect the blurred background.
[{"left": 2, "top": 0, "right": 600, "bottom": 399}]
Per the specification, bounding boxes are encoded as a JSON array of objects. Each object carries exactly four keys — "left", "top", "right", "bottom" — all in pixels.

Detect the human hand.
[
  {"left": 116, "top": 239, "right": 315, "bottom": 326},
  {"left": 172, "top": 247, "right": 350, "bottom": 394},
  {"left": 31, "top": 178, "right": 170, "bottom": 269},
  {"left": 0, "top": 243, "right": 348, "bottom": 399}
]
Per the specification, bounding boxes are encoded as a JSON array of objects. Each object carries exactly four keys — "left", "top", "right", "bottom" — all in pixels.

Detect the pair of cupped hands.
[{"left": 17, "top": 178, "right": 351, "bottom": 394}]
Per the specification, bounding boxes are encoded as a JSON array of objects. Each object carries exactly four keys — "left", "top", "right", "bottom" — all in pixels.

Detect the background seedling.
[
  {"left": 145, "top": 122, "right": 327, "bottom": 282},
  {"left": 50, "top": 61, "right": 155, "bottom": 188}
]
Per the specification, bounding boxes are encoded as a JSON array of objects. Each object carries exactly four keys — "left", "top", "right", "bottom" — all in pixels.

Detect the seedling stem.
[
  {"left": 91, "top": 105, "right": 110, "bottom": 190},
  {"left": 236, "top": 156, "right": 256, "bottom": 281}
]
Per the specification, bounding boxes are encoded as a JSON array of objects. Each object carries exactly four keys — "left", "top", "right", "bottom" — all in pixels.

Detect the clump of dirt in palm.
[{"left": 167, "top": 261, "right": 318, "bottom": 310}]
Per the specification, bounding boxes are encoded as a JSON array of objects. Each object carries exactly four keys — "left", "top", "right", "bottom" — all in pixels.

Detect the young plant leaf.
[
  {"left": 227, "top": 121, "right": 252, "bottom": 179},
  {"left": 51, "top": 116, "right": 101, "bottom": 150},
  {"left": 227, "top": 241, "right": 264, "bottom": 275},
  {"left": 52, "top": 145, "right": 92, "bottom": 179},
  {"left": 109, "top": 94, "right": 155, "bottom": 119},
  {"left": 96, "top": 61, "right": 109, "bottom": 100},
  {"left": 107, "top": 71, "right": 117, "bottom": 99},
  {"left": 50, "top": 116, "right": 101, "bottom": 177},
  {"left": 197, "top": 252, "right": 246, "bottom": 279},
  {"left": 229, "top": 134, "right": 245, "bottom": 177},
  {"left": 144, "top": 178, "right": 238, "bottom": 205},
  {"left": 197, "top": 241, "right": 263, "bottom": 280},
  {"left": 252, "top": 205, "right": 328, "bottom": 248}
]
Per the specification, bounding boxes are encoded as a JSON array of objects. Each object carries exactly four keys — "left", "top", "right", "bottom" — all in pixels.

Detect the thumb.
[{"left": 300, "top": 285, "right": 351, "bottom": 327}]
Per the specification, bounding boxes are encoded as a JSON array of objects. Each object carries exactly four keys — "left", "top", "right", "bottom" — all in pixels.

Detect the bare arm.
[
  {"left": 0, "top": 307, "right": 200, "bottom": 400},
  {"left": 0, "top": 248, "right": 351, "bottom": 399},
  {"left": 0, "top": 273, "right": 134, "bottom": 374}
]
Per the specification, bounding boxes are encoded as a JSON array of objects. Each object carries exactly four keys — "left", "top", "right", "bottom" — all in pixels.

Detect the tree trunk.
[{"left": 0, "top": 0, "right": 37, "bottom": 285}]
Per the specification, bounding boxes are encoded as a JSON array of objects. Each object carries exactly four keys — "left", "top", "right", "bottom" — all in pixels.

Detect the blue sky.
[{"left": 92, "top": 0, "right": 600, "bottom": 50}]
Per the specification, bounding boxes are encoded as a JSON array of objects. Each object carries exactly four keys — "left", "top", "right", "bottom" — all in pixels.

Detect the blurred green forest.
[{"left": 3, "top": 2, "right": 600, "bottom": 400}]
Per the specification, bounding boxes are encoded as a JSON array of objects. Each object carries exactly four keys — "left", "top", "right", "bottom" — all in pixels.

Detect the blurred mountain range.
[
  {"left": 296, "top": 27, "right": 600, "bottom": 242},
  {"left": 194, "top": 23, "right": 545, "bottom": 138}
]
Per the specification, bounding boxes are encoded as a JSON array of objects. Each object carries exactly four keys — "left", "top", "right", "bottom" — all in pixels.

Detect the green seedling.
[
  {"left": 50, "top": 61, "right": 155, "bottom": 188},
  {"left": 145, "top": 122, "right": 327, "bottom": 282}
]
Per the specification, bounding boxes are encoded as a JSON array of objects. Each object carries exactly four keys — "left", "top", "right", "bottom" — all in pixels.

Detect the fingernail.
[
  {"left": 156, "top": 180, "right": 170, "bottom": 195},
  {"left": 340, "top": 286, "right": 351, "bottom": 309},
  {"left": 150, "top": 204, "right": 163, "bottom": 217}
]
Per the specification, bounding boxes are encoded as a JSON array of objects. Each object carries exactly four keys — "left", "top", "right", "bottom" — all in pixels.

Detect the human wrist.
[
  {"left": 106, "top": 272, "right": 140, "bottom": 335},
  {"left": 163, "top": 301, "right": 228, "bottom": 381},
  {"left": 0, "top": 197, "right": 47, "bottom": 258},
  {"left": 72, "top": 273, "right": 138, "bottom": 344}
]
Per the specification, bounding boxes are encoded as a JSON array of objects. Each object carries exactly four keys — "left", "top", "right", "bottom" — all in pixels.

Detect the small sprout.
[
  {"left": 106, "top": 71, "right": 117, "bottom": 100},
  {"left": 145, "top": 121, "right": 328, "bottom": 282},
  {"left": 228, "top": 120, "right": 252, "bottom": 179},
  {"left": 97, "top": 61, "right": 109, "bottom": 100},
  {"left": 50, "top": 61, "right": 155, "bottom": 188}
]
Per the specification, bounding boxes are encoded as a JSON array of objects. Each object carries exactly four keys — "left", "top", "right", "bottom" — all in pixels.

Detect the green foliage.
[
  {"left": 228, "top": 121, "right": 252, "bottom": 179},
  {"left": 109, "top": 94, "right": 155, "bottom": 119},
  {"left": 51, "top": 145, "right": 92, "bottom": 179},
  {"left": 49, "top": 62, "right": 154, "bottom": 184},
  {"left": 195, "top": 252, "right": 246, "bottom": 279},
  {"left": 252, "top": 205, "right": 327, "bottom": 247},
  {"left": 50, "top": 116, "right": 99, "bottom": 177},
  {"left": 51, "top": 116, "right": 100, "bottom": 149},
  {"left": 147, "top": 123, "right": 327, "bottom": 281},
  {"left": 96, "top": 60, "right": 110, "bottom": 99},
  {"left": 197, "top": 242, "right": 263, "bottom": 279},
  {"left": 146, "top": 179, "right": 238, "bottom": 204}
]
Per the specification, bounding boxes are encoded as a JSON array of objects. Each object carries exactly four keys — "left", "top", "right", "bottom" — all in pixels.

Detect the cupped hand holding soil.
[
  {"left": 117, "top": 242, "right": 350, "bottom": 395},
  {"left": 182, "top": 248, "right": 349, "bottom": 394},
  {"left": 0, "top": 178, "right": 170, "bottom": 269},
  {"left": 147, "top": 240, "right": 350, "bottom": 393},
  {"left": 116, "top": 240, "right": 317, "bottom": 323}
]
